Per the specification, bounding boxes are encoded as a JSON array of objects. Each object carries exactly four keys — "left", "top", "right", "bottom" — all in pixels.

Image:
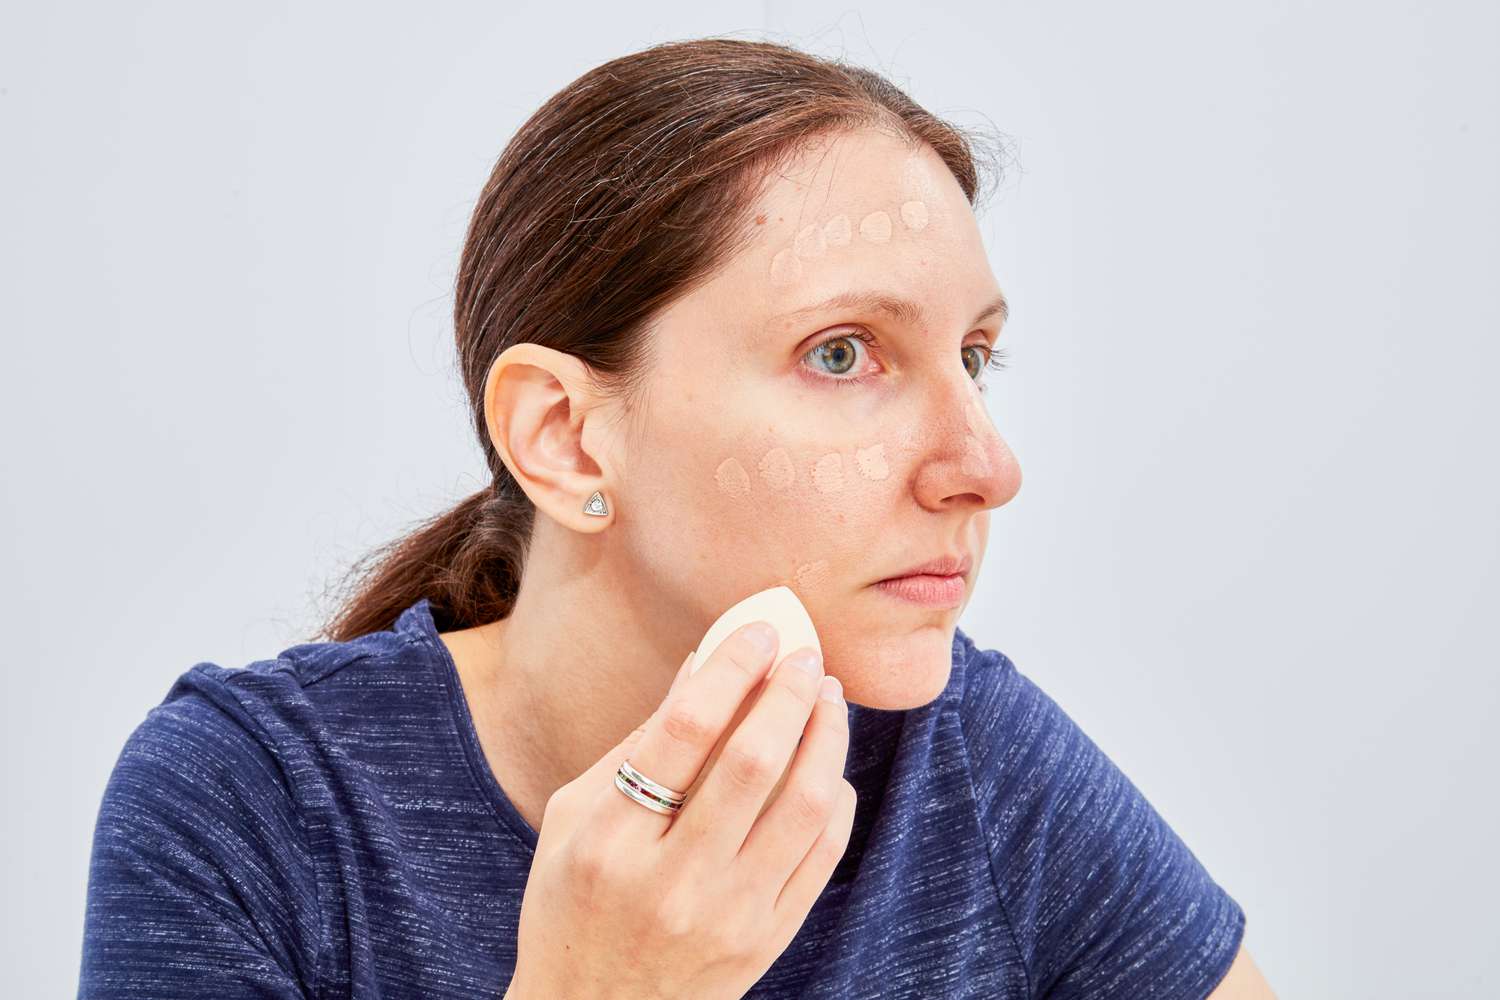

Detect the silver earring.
[{"left": 583, "top": 490, "right": 609, "bottom": 517}]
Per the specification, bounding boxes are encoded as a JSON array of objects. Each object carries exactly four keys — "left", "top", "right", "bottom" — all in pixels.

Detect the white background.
[{"left": 4, "top": 2, "right": 1496, "bottom": 996}]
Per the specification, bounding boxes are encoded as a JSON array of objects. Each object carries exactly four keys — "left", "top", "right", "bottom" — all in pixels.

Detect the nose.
[{"left": 909, "top": 373, "right": 1021, "bottom": 513}]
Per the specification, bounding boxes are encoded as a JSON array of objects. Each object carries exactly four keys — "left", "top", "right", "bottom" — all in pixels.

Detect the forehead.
[{"left": 690, "top": 128, "right": 1000, "bottom": 335}]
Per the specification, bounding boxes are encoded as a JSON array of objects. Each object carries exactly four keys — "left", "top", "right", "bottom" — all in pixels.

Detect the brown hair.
[{"left": 316, "top": 35, "right": 1007, "bottom": 642}]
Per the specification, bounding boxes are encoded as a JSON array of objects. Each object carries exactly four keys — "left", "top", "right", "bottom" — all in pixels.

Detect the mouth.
[{"left": 871, "top": 573, "right": 967, "bottom": 608}]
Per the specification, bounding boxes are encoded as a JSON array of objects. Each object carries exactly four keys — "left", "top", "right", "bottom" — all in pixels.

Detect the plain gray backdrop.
[{"left": 5, "top": 2, "right": 1497, "bottom": 997}]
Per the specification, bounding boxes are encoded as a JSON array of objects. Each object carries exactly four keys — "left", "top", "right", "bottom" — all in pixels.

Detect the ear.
[{"left": 482, "top": 343, "right": 619, "bottom": 533}]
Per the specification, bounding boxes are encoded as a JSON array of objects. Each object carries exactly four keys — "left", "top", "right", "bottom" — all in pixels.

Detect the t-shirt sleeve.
[
  {"left": 960, "top": 644, "right": 1246, "bottom": 1000},
  {"left": 77, "top": 682, "right": 323, "bottom": 999}
]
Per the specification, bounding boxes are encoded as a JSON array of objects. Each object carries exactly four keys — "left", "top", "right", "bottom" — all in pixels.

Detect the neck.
[{"left": 438, "top": 517, "right": 701, "bottom": 833}]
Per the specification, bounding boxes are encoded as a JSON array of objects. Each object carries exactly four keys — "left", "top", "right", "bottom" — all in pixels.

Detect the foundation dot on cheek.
[
  {"left": 758, "top": 447, "right": 795, "bottom": 491},
  {"left": 714, "top": 457, "right": 752, "bottom": 498},
  {"left": 793, "top": 224, "right": 826, "bottom": 258},
  {"left": 769, "top": 247, "right": 803, "bottom": 284},
  {"left": 794, "top": 559, "right": 830, "bottom": 591},
  {"left": 858, "top": 210, "right": 892, "bottom": 243},
  {"left": 854, "top": 442, "right": 889, "bottom": 480},
  {"left": 812, "top": 452, "right": 845, "bottom": 494},
  {"left": 823, "top": 214, "right": 852, "bottom": 247},
  {"left": 899, "top": 200, "right": 930, "bottom": 231}
]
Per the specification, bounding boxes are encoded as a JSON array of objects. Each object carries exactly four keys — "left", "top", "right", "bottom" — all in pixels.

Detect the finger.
[
  {"left": 667, "top": 645, "right": 825, "bottom": 861},
  {"left": 737, "top": 673, "right": 851, "bottom": 884},
  {"left": 773, "top": 778, "right": 856, "bottom": 924},
  {"left": 569, "top": 649, "right": 704, "bottom": 803},
  {"left": 598, "top": 621, "right": 781, "bottom": 833}
]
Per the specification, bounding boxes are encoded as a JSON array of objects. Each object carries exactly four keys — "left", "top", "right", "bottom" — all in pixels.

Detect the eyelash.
[{"left": 803, "top": 328, "right": 1011, "bottom": 393}]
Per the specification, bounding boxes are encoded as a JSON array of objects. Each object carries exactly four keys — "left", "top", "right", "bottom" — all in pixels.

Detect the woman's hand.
[{"left": 505, "top": 621, "right": 854, "bottom": 1000}]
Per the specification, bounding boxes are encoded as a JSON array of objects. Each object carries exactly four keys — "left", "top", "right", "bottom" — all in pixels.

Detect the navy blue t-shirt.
[{"left": 77, "top": 598, "right": 1246, "bottom": 998}]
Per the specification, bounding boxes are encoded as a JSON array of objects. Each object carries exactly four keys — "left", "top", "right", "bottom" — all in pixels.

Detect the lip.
[
  {"left": 873, "top": 573, "right": 966, "bottom": 608},
  {"left": 879, "top": 552, "right": 972, "bottom": 582}
]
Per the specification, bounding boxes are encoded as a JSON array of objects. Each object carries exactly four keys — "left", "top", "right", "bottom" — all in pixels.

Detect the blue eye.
[{"left": 801, "top": 329, "right": 1011, "bottom": 393}]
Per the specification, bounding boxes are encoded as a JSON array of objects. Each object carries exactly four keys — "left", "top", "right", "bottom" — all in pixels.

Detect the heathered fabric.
[{"left": 78, "top": 597, "right": 1246, "bottom": 999}]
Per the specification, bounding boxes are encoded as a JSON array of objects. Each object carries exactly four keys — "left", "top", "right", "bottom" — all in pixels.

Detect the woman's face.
[{"left": 614, "top": 127, "right": 1021, "bottom": 709}]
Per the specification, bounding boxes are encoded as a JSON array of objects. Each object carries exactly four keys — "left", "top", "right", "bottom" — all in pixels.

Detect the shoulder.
[{"left": 949, "top": 628, "right": 1248, "bottom": 1000}]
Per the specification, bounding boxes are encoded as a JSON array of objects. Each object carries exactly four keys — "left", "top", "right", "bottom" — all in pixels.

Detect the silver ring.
[{"left": 614, "top": 758, "right": 687, "bottom": 815}]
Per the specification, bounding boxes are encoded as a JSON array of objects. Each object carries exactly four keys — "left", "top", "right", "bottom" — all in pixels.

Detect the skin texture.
[{"left": 439, "top": 126, "right": 1020, "bottom": 838}]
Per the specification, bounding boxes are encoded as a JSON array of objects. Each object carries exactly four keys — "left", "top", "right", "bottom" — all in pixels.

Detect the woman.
[{"left": 78, "top": 37, "right": 1275, "bottom": 999}]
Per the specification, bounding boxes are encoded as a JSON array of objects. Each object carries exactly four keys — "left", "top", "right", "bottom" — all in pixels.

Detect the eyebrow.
[{"left": 771, "top": 288, "right": 1009, "bottom": 332}]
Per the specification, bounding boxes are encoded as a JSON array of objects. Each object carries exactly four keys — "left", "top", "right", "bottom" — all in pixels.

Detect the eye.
[
  {"left": 803, "top": 328, "right": 878, "bottom": 380},
  {"left": 800, "top": 328, "right": 1012, "bottom": 391},
  {"left": 963, "top": 343, "right": 1012, "bottom": 395}
]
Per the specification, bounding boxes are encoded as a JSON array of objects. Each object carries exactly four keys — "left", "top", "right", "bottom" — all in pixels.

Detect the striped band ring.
[{"left": 614, "top": 758, "right": 688, "bottom": 816}]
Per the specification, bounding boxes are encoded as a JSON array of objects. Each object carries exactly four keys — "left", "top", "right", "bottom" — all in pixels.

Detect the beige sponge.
[{"left": 687, "top": 585, "right": 821, "bottom": 678}]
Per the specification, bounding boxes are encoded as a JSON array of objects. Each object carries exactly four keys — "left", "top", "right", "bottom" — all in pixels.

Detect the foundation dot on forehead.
[
  {"left": 714, "top": 457, "right": 751, "bottom": 498},
  {"left": 854, "top": 442, "right": 889, "bottom": 480},
  {"left": 899, "top": 200, "right": 930, "bottom": 231},
  {"left": 812, "top": 452, "right": 845, "bottom": 494},
  {"left": 769, "top": 247, "right": 803, "bottom": 285},
  {"left": 823, "top": 214, "right": 852, "bottom": 246},
  {"left": 858, "top": 210, "right": 892, "bottom": 243},
  {"left": 793, "top": 224, "right": 826, "bottom": 258},
  {"left": 758, "top": 447, "right": 795, "bottom": 491}
]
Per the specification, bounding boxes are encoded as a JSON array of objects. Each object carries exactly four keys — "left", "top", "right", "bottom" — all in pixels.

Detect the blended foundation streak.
[
  {"left": 758, "top": 447, "right": 795, "bottom": 491},
  {"left": 899, "top": 200, "right": 930, "bottom": 231},
  {"left": 823, "top": 214, "right": 852, "bottom": 247},
  {"left": 854, "top": 442, "right": 889, "bottom": 480},
  {"left": 812, "top": 452, "right": 845, "bottom": 494},
  {"left": 769, "top": 248, "right": 803, "bottom": 284},
  {"left": 794, "top": 224, "right": 827, "bottom": 258}
]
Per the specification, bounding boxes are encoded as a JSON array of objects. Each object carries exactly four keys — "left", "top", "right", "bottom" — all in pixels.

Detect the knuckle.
[
  {"left": 721, "top": 739, "right": 778, "bottom": 788},
  {"left": 661, "top": 702, "right": 714, "bottom": 746},
  {"left": 653, "top": 891, "right": 699, "bottom": 940},
  {"left": 787, "top": 781, "right": 838, "bottom": 827},
  {"left": 565, "top": 837, "right": 613, "bottom": 886}
]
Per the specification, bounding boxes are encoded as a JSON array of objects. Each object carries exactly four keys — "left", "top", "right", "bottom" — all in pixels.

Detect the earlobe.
[{"left": 482, "top": 342, "right": 617, "bottom": 532}]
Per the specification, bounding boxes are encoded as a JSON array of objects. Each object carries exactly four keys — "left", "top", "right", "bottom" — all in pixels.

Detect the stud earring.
[{"left": 583, "top": 490, "right": 609, "bottom": 517}]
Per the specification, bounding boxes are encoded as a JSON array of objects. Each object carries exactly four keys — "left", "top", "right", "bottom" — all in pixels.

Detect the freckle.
[
  {"left": 794, "top": 224, "right": 826, "bottom": 258},
  {"left": 899, "top": 200, "right": 930, "bottom": 231},
  {"left": 754, "top": 213, "right": 767, "bottom": 225},
  {"left": 858, "top": 210, "right": 892, "bottom": 243},
  {"left": 961, "top": 436, "right": 991, "bottom": 477},
  {"left": 769, "top": 248, "right": 803, "bottom": 284},
  {"left": 854, "top": 442, "right": 888, "bottom": 480},
  {"left": 812, "top": 452, "right": 845, "bottom": 493},
  {"left": 758, "top": 447, "right": 795, "bottom": 490},
  {"left": 823, "top": 214, "right": 851, "bottom": 246},
  {"left": 715, "top": 457, "right": 751, "bottom": 497},
  {"left": 794, "top": 560, "right": 830, "bottom": 591}
]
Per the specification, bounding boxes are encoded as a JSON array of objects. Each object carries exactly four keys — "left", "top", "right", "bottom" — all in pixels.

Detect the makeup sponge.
[
  {"left": 687, "top": 585, "right": 821, "bottom": 678},
  {"left": 679, "top": 585, "right": 825, "bottom": 822}
]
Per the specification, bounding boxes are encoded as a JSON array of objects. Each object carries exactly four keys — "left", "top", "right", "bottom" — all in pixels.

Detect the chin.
[{"left": 832, "top": 624, "right": 956, "bottom": 711}]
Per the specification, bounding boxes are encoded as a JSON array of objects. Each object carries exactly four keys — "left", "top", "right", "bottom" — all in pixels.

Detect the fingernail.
[
  {"left": 783, "top": 647, "right": 822, "bottom": 677},
  {"left": 744, "top": 621, "right": 777, "bottom": 652},
  {"left": 818, "top": 675, "right": 843, "bottom": 703}
]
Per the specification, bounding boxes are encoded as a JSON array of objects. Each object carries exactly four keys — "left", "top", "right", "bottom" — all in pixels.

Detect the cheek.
[{"left": 704, "top": 425, "right": 903, "bottom": 595}]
